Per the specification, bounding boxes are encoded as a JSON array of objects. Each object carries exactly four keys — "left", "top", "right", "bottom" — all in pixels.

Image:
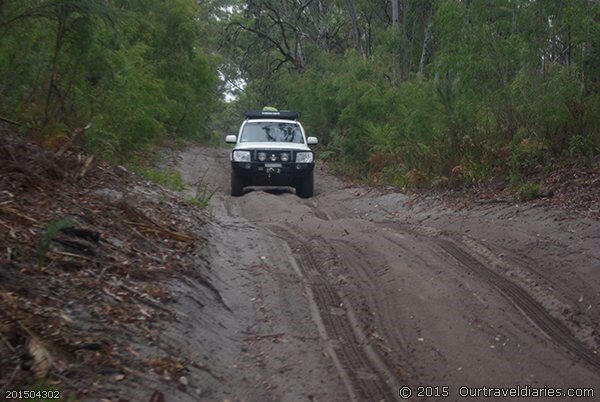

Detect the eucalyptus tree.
[
  {"left": 0, "top": 0, "right": 218, "bottom": 155},
  {"left": 0, "top": 0, "right": 114, "bottom": 124},
  {"left": 219, "top": 0, "right": 599, "bottom": 182}
]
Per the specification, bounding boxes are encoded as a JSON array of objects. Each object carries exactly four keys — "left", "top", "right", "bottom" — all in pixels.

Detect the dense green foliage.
[
  {"left": 223, "top": 0, "right": 599, "bottom": 186},
  {"left": 0, "top": 0, "right": 218, "bottom": 158},
  {"left": 2, "top": 0, "right": 597, "bottom": 186}
]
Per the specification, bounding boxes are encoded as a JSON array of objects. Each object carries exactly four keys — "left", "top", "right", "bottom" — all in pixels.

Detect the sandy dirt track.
[{"left": 173, "top": 145, "right": 600, "bottom": 401}]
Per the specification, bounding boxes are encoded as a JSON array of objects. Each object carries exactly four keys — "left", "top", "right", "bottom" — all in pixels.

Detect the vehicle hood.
[{"left": 234, "top": 142, "right": 311, "bottom": 151}]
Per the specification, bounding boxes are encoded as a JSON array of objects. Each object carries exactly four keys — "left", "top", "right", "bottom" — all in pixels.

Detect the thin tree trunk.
[
  {"left": 392, "top": 0, "right": 399, "bottom": 30},
  {"left": 317, "top": 0, "right": 325, "bottom": 48},
  {"left": 345, "top": 0, "right": 363, "bottom": 56},
  {"left": 392, "top": 0, "right": 400, "bottom": 82},
  {"left": 45, "top": 14, "right": 66, "bottom": 124},
  {"left": 464, "top": 0, "right": 471, "bottom": 24},
  {"left": 402, "top": 0, "right": 409, "bottom": 79},
  {"left": 419, "top": 17, "right": 432, "bottom": 74},
  {"left": 511, "top": 3, "right": 517, "bottom": 34},
  {"left": 296, "top": 35, "right": 306, "bottom": 69},
  {"left": 407, "top": 1, "right": 421, "bottom": 75},
  {"left": 363, "top": 16, "right": 370, "bottom": 57},
  {"left": 567, "top": 25, "right": 571, "bottom": 66},
  {"left": 318, "top": 0, "right": 331, "bottom": 52}
]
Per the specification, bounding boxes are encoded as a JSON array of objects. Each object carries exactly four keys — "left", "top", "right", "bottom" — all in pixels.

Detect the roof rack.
[{"left": 245, "top": 110, "right": 300, "bottom": 120}]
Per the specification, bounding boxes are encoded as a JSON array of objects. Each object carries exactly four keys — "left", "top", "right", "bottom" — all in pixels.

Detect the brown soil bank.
[{"left": 0, "top": 130, "right": 240, "bottom": 401}]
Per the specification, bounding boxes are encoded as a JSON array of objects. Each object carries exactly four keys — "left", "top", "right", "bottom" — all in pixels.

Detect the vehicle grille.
[{"left": 252, "top": 150, "right": 293, "bottom": 162}]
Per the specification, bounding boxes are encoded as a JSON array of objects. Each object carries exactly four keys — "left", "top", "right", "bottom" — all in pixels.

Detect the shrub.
[
  {"left": 405, "top": 168, "right": 428, "bottom": 188},
  {"left": 509, "top": 137, "right": 549, "bottom": 184},
  {"left": 568, "top": 134, "right": 597, "bottom": 163},
  {"left": 516, "top": 182, "right": 542, "bottom": 201}
]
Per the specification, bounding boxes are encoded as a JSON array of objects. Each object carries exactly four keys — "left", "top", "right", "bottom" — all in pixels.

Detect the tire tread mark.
[
  {"left": 268, "top": 224, "right": 394, "bottom": 401},
  {"left": 437, "top": 238, "right": 600, "bottom": 372}
]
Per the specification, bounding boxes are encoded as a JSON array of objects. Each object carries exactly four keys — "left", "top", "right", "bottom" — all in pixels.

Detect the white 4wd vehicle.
[{"left": 226, "top": 109, "right": 318, "bottom": 198}]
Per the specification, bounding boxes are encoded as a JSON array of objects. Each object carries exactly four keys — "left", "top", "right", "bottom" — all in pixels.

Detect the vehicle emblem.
[{"left": 270, "top": 154, "right": 277, "bottom": 161}]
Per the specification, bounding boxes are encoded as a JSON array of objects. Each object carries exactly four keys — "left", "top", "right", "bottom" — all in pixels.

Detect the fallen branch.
[
  {"left": 56, "top": 124, "right": 91, "bottom": 157},
  {"left": 0, "top": 204, "right": 39, "bottom": 223},
  {"left": 47, "top": 250, "right": 96, "bottom": 262},
  {"left": 109, "top": 280, "right": 177, "bottom": 316},
  {"left": 130, "top": 245, "right": 164, "bottom": 264},
  {"left": 75, "top": 155, "right": 95, "bottom": 180},
  {"left": 242, "top": 332, "right": 285, "bottom": 341},
  {"left": 123, "top": 220, "right": 194, "bottom": 244},
  {"left": 475, "top": 198, "right": 510, "bottom": 204},
  {"left": 127, "top": 226, "right": 162, "bottom": 250},
  {"left": 0, "top": 116, "right": 22, "bottom": 126},
  {"left": 118, "top": 201, "right": 195, "bottom": 243}
]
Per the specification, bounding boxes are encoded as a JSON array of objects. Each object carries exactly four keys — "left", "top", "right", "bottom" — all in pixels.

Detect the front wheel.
[
  {"left": 231, "top": 171, "right": 244, "bottom": 196},
  {"left": 296, "top": 172, "right": 314, "bottom": 198}
]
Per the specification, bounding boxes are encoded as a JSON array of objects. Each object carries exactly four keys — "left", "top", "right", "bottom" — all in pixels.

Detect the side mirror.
[
  {"left": 307, "top": 137, "right": 318, "bottom": 145},
  {"left": 225, "top": 135, "right": 237, "bottom": 144}
]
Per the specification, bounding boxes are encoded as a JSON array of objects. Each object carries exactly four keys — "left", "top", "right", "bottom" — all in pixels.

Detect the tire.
[
  {"left": 296, "top": 172, "right": 314, "bottom": 198},
  {"left": 231, "top": 171, "right": 244, "bottom": 196}
]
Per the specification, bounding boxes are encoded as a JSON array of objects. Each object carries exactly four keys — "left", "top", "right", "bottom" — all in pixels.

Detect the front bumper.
[{"left": 232, "top": 161, "right": 314, "bottom": 186}]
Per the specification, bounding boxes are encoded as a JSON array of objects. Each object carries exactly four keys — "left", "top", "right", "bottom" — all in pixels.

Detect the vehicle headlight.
[
  {"left": 258, "top": 152, "right": 267, "bottom": 162},
  {"left": 280, "top": 152, "right": 290, "bottom": 162},
  {"left": 232, "top": 150, "right": 251, "bottom": 162},
  {"left": 296, "top": 152, "right": 313, "bottom": 163}
]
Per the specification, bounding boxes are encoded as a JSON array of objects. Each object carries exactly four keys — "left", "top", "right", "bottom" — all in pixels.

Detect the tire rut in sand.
[
  {"left": 267, "top": 224, "right": 398, "bottom": 401},
  {"left": 328, "top": 238, "right": 409, "bottom": 360},
  {"left": 436, "top": 238, "right": 600, "bottom": 373}
]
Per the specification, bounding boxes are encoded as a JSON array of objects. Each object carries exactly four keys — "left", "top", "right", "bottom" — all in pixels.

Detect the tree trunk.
[
  {"left": 45, "top": 13, "right": 67, "bottom": 124},
  {"left": 345, "top": 0, "right": 363, "bottom": 56},
  {"left": 365, "top": 15, "right": 372, "bottom": 56},
  {"left": 407, "top": 1, "right": 421, "bottom": 75},
  {"left": 296, "top": 35, "right": 306, "bottom": 69},
  {"left": 392, "top": 0, "right": 399, "bottom": 30},
  {"left": 567, "top": 25, "right": 571, "bottom": 66},
  {"left": 419, "top": 17, "right": 432, "bottom": 74},
  {"left": 402, "top": 0, "right": 409, "bottom": 79},
  {"left": 317, "top": 0, "right": 325, "bottom": 48},
  {"left": 392, "top": 0, "right": 400, "bottom": 82}
]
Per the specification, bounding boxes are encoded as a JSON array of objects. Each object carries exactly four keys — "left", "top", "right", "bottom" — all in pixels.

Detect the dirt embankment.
[
  {"left": 0, "top": 131, "right": 240, "bottom": 401},
  {"left": 2, "top": 135, "right": 599, "bottom": 402}
]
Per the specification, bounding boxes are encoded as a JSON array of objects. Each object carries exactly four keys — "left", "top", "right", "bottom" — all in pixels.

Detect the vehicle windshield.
[{"left": 240, "top": 122, "right": 304, "bottom": 143}]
